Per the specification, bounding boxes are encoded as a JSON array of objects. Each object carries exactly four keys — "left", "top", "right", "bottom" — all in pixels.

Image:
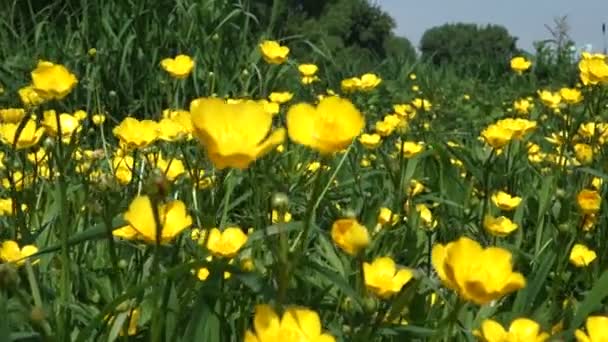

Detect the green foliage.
[{"left": 420, "top": 23, "right": 518, "bottom": 78}]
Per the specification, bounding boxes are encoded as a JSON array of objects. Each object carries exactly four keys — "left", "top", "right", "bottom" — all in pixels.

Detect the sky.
[{"left": 375, "top": 0, "right": 608, "bottom": 53}]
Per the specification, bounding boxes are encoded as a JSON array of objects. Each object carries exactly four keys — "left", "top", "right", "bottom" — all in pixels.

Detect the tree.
[{"left": 420, "top": 23, "right": 518, "bottom": 77}]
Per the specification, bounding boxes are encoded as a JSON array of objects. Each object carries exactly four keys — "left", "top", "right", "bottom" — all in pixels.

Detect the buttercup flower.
[
  {"left": 160, "top": 54, "right": 195, "bottom": 79},
  {"left": 538, "top": 90, "right": 561, "bottom": 109},
  {"left": 364, "top": 257, "right": 414, "bottom": 298},
  {"left": 481, "top": 123, "right": 513, "bottom": 149},
  {"left": 341, "top": 77, "right": 361, "bottom": 93},
  {"left": 574, "top": 143, "right": 594, "bottom": 164},
  {"left": 259, "top": 40, "right": 289, "bottom": 64},
  {"left": 560, "top": 87, "right": 583, "bottom": 104},
  {"left": 476, "top": 318, "right": 549, "bottom": 342},
  {"left": 397, "top": 141, "right": 424, "bottom": 158},
  {"left": 30, "top": 60, "right": 78, "bottom": 100},
  {"left": 510, "top": 57, "right": 532, "bottom": 74},
  {"left": 577, "top": 189, "right": 601, "bottom": 214},
  {"left": 569, "top": 244, "right": 597, "bottom": 267},
  {"left": 116, "top": 196, "right": 192, "bottom": 243},
  {"left": 483, "top": 215, "right": 519, "bottom": 237},
  {"left": 578, "top": 52, "right": 608, "bottom": 86},
  {"left": 244, "top": 304, "right": 335, "bottom": 342},
  {"left": 190, "top": 98, "right": 285, "bottom": 169},
  {"left": 206, "top": 227, "right": 248, "bottom": 258},
  {"left": 113, "top": 117, "right": 159, "bottom": 149},
  {"left": 331, "top": 218, "right": 370, "bottom": 256},
  {"left": 432, "top": 236, "right": 525, "bottom": 304},
  {"left": 412, "top": 98, "right": 432, "bottom": 111},
  {"left": 415, "top": 203, "right": 437, "bottom": 229},
  {"left": 513, "top": 99, "right": 533, "bottom": 115},
  {"left": 298, "top": 64, "right": 318, "bottom": 77},
  {"left": 491, "top": 191, "right": 522, "bottom": 211},
  {"left": 575, "top": 315, "right": 608, "bottom": 342},
  {"left": 359, "top": 133, "right": 382, "bottom": 149},
  {"left": 0, "top": 240, "right": 38, "bottom": 266},
  {"left": 41, "top": 110, "right": 81, "bottom": 142},
  {"left": 18, "top": 86, "right": 45, "bottom": 106},
  {"left": 287, "top": 96, "right": 364, "bottom": 154},
  {"left": 269, "top": 92, "right": 293, "bottom": 104},
  {"left": 358, "top": 73, "right": 382, "bottom": 91},
  {"left": 0, "top": 120, "right": 45, "bottom": 149},
  {"left": 113, "top": 155, "right": 134, "bottom": 185},
  {"left": 0, "top": 108, "right": 26, "bottom": 124}
]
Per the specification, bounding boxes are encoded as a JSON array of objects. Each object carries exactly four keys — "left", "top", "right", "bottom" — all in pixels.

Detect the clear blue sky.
[{"left": 375, "top": 0, "right": 608, "bottom": 53}]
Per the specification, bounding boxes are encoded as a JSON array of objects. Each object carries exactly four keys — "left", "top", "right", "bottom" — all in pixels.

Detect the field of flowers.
[{"left": 1, "top": 2, "right": 608, "bottom": 342}]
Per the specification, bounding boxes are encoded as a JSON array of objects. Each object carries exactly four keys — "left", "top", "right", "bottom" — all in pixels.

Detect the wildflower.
[
  {"left": 41, "top": 110, "right": 81, "bottom": 142},
  {"left": 415, "top": 204, "right": 437, "bottom": 229},
  {"left": 153, "top": 154, "right": 186, "bottom": 181},
  {"left": 481, "top": 124, "right": 513, "bottom": 149},
  {"left": 377, "top": 207, "right": 394, "bottom": 226},
  {"left": 259, "top": 40, "right": 289, "bottom": 65},
  {"left": 510, "top": 57, "right": 532, "bottom": 74},
  {"left": 117, "top": 196, "right": 192, "bottom": 243},
  {"left": 475, "top": 318, "right": 549, "bottom": 342},
  {"left": 92, "top": 114, "right": 106, "bottom": 126},
  {"left": 190, "top": 98, "right": 284, "bottom": 169},
  {"left": 569, "top": 244, "right": 597, "bottom": 267},
  {"left": 30, "top": 60, "right": 78, "bottom": 100},
  {"left": 196, "top": 256, "right": 232, "bottom": 281},
  {"left": 287, "top": 96, "right": 364, "bottom": 154},
  {"left": 560, "top": 88, "right": 583, "bottom": 104},
  {"left": 269, "top": 92, "right": 293, "bottom": 104},
  {"left": 577, "top": 189, "right": 601, "bottom": 214},
  {"left": 341, "top": 77, "right": 361, "bottom": 93},
  {"left": 271, "top": 209, "right": 292, "bottom": 223},
  {"left": 0, "top": 240, "right": 38, "bottom": 266},
  {"left": 578, "top": 122, "right": 597, "bottom": 139},
  {"left": 408, "top": 179, "right": 425, "bottom": 197},
  {"left": 18, "top": 86, "right": 45, "bottom": 107},
  {"left": 491, "top": 191, "right": 522, "bottom": 211},
  {"left": 358, "top": 73, "right": 382, "bottom": 91},
  {"left": 397, "top": 141, "right": 424, "bottom": 158},
  {"left": 0, "top": 108, "right": 26, "bottom": 124},
  {"left": 483, "top": 215, "right": 519, "bottom": 237},
  {"left": 393, "top": 104, "right": 415, "bottom": 118},
  {"left": 0, "top": 120, "right": 45, "bottom": 149},
  {"left": 432, "top": 236, "right": 525, "bottom": 305},
  {"left": 574, "top": 143, "right": 594, "bottom": 164},
  {"left": 359, "top": 133, "right": 382, "bottom": 149},
  {"left": 412, "top": 98, "right": 432, "bottom": 111},
  {"left": 160, "top": 54, "right": 195, "bottom": 79},
  {"left": 363, "top": 257, "right": 414, "bottom": 298},
  {"left": 206, "top": 227, "right": 248, "bottom": 258},
  {"left": 575, "top": 315, "right": 608, "bottom": 341},
  {"left": 0, "top": 198, "right": 13, "bottom": 216},
  {"left": 331, "top": 218, "right": 370, "bottom": 256},
  {"left": 578, "top": 52, "right": 608, "bottom": 86},
  {"left": 113, "top": 155, "right": 134, "bottom": 185},
  {"left": 538, "top": 90, "right": 561, "bottom": 109},
  {"left": 244, "top": 304, "right": 335, "bottom": 342},
  {"left": 513, "top": 99, "right": 533, "bottom": 115},
  {"left": 298, "top": 64, "right": 318, "bottom": 77},
  {"left": 496, "top": 118, "right": 537, "bottom": 139},
  {"left": 113, "top": 117, "right": 159, "bottom": 149}
]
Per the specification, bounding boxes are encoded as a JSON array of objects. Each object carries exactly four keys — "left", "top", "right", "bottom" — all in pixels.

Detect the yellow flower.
[
  {"left": 0, "top": 120, "right": 45, "bottom": 149},
  {"left": 397, "top": 141, "right": 424, "bottom": 158},
  {"left": 560, "top": 87, "right": 583, "bottom": 104},
  {"left": 271, "top": 210, "right": 292, "bottom": 223},
  {"left": 578, "top": 52, "right": 608, "bottom": 86},
  {"left": 538, "top": 90, "right": 561, "bottom": 109},
  {"left": 41, "top": 110, "right": 81, "bottom": 142},
  {"left": 244, "top": 304, "right": 335, "bottom": 342},
  {"left": 190, "top": 98, "right": 285, "bottom": 169},
  {"left": 359, "top": 133, "right": 382, "bottom": 149},
  {"left": 575, "top": 315, "right": 608, "bottom": 342},
  {"left": 0, "top": 240, "right": 38, "bottom": 266},
  {"left": 206, "top": 227, "right": 248, "bottom": 258},
  {"left": 152, "top": 154, "right": 186, "bottom": 181},
  {"left": 196, "top": 256, "right": 232, "bottom": 281},
  {"left": 0, "top": 198, "right": 13, "bottom": 216},
  {"left": 491, "top": 191, "right": 522, "bottom": 211},
  {"left": 0, "top": 108, "right": 26, "bottom": 124},
  {"left": 259, "top": 40, "right": 289, "bottom": 65},
  {"left": 118, "top": 196, "right": 192, "bottom": 244},
  {"left": 160, "top": 54, "right": 195, "bottom": 79},
  {"left": 298, "top": 64, "right": 318, "bottom": 76},
  {"left": 513, "top": 99, "right": 533, "bottom": 115},
  {"left": 330, "top": 218, "right": 370, "bottom": 256},
  {"left": 510, "top": 56, "right": 532, "bottom": 74},
  {"left": 18, "top": 85, "right": 45, "bottom": 106},
  {"left": 113, "top": 155, "right": 134, "bottom": 185},
  {"left": 408, "top": 179, "right": 425, "bottom": 197},
  {"left": 113, "top": 117, "right": 159, "bottom": 149},
  {"left": 574, "top": 143, "right": 594, "bottom": 164},
  {"left": 483, "top": 215, "right": 519, "bottom": 237},
  {"left": 92, "top": 114, "right": 106, "bottom": 126},
  {"left": 481, "top": 124, "right": 513, "bottom": 149},
  {"left": 412, "top": 98, "right": 432, "bottom": 111},
  {"left": 578, "top": 122, "right": 597, "bottom": 139},
  {"left": 569, "top": 244, "right": 597, "bottom": 267},
  {"left": 363, "top": 257, "right": 414, "bottom": 298},
  {"left": 30, "top": 60, "right": 78, "bottom": 100},
  {"left": 496, "top": 118, "right": 536, "bottom": 139},
  {"left": 577, "top": 189, "right": 601, "bottom": 214},
  {"left": 341, "top": 77, "right": 361, "bottom": 93},
  {"left": 432, "top": 237, "right": 525, "bottom": 305},
  {"left": 286, "top": 96, "right": 364, "bottom": 154},
  {"left": 301, "top": 75, "right": 320, "bottom": 85},
  {"left": 358, "top": 73, "right": 382, "bottom": 91},
  {"left": 393, "top": 103, "right": 415, "bottom": 117},
  {"left": 377, "top": 207, "right": 394, "bottom": 226},
  {"left": 269, "top": 92, "right": 293, "bottom": 104},
  {"left": 415, "top": 203, "right": 437, "bottom": 229},
  {"left": 591, "top": 177, "right": 603, "bottom": 191},
  {"left": 476, "top": 318, "right": 549, "bottom": 342}
]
